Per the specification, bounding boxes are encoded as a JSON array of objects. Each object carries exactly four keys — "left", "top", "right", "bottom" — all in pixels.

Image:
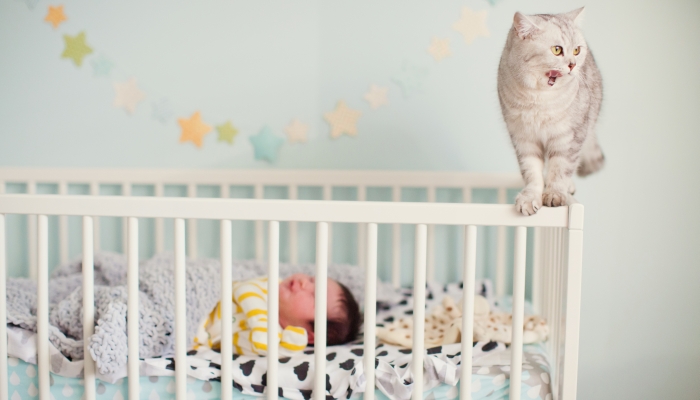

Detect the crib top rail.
[{"left": 0, "top": 194, "right": 582, "bottom": 228}]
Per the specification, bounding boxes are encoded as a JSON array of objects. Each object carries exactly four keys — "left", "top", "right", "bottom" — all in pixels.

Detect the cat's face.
[{"left": 509, "top": 8, "right": 588, "bottom": 90}]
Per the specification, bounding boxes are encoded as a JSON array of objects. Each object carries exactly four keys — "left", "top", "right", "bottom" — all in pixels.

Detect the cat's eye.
[
  {"left": 573, "top": 46, "right": 581, "bottom": 56},
  {"left": 551, "top": 46, "right": 563, "bottom": 56}
]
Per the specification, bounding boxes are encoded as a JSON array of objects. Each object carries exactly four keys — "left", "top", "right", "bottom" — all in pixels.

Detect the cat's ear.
[
  {"left": 513, "top": 12, "right": 540, "bottom": 39},
  {"left": 565, "top": 7, "right": 585, "bottom": 26}
]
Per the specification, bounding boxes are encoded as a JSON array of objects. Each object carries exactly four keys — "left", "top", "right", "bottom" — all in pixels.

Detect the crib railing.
[
  {"left": 0, "top": 168, "right": 523, "bottom": 295},
  {"left": 0, "top": 193, "right": 583, "bottom": 400}
]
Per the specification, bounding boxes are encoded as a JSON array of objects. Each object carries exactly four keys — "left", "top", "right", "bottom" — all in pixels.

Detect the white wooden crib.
[{"left": 0, "top": 168, "right": 583, "bottom": 400}]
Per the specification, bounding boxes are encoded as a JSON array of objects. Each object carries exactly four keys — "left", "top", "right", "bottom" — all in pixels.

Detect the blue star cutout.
[
  {"left": 392, "top": 61, "right": 429, "bottom": 98},
  {"left": 91, "top": 55, "right": 114, "bottom": 78},
  {"left": 18, "top": 0, "right": 40, "bottom": 10},
  {"left": 485, "top": 0, "right": 502, "bottom": 6},
  {"left": 151, "top": 98, "right": 173, "bottom": 124},
  {"left": 249, "top": 126, "right": 285, "bottom": 163}
]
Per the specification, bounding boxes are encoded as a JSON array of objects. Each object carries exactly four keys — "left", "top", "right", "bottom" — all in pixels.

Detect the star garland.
[{"left": 23, "top": 3, "right": 493, "bottom": 163}]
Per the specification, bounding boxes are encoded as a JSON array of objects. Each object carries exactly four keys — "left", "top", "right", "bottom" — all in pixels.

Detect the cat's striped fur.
[{"left": 498, "top": 8, "right": 604, "bottom": 215}]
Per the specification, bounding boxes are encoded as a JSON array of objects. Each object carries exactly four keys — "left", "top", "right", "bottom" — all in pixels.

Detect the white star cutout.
[
  {"left": 113, "top": 78, "right": 145, "bottom": 115},
  {"left": 428, "top": 37, "right": 451, "bottom": 62},
  {"left": 284, "top": 119, "right": 309, "bottom": 143},
  {"left": 453, "top": 7, "right": 490, "bottom": 45},
  {"left": 363, "top": 85, "right": 389, "bottom": 110},
  {"left": 392, "top": 61, "right": 429, "bottom": 98}
]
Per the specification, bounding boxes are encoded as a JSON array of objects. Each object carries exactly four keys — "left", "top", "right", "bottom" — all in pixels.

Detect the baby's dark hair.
[{"left": 327, "top": 282, "right": 361, "bottom": 346}]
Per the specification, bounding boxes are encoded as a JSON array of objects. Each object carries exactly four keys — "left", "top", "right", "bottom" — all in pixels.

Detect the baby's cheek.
[{"left": 286, "top": 295, "right": 309, "bottom": 316}]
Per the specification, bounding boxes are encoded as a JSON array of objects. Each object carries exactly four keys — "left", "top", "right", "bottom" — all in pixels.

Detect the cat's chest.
[{"left": 505, "top": 88, "right": 577, "bottom": 134}]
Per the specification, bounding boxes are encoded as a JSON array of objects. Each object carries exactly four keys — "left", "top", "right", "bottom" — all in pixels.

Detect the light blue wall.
[{"left": 1, "top": 0, "right": 699, "bottom": 399}]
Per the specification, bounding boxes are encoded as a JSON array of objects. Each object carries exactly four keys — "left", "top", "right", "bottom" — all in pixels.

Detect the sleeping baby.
[{"left": 193, "top": 273, "right": 361, "bottom": 356}]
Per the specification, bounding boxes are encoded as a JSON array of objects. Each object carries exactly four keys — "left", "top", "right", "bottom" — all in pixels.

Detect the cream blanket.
[{"left": 376, "top": 295, "right": 548, "bottom": 348}]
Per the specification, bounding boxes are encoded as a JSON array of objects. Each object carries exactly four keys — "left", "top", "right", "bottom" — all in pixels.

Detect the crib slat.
[
  {"left": 314, "top": 222, "right": 329, "bottom": 400},
  {"left": 175, "top": 219, "right": 187, "bottom": 400},
  {"left": 551, "top": 228, "right": 561, "bottom": 391},
  {"left": 460, "top": 225, "right": 477, "bottom": 399},
  {"left": 220, "top": 220, "right": 233, "bottom": 400},
  {"left": 554, "top": 227, "right": 565, "bottom": 393},
  {"left": 90, "top": 182, "right": 100, "bottom": 252},
  {"left": 509, "top": 226, "right": 527, "bottom": 400},
  {"left": 122, "top": 183, "right": 131, "bottom": 254},
  {"left": 0, "top": 214, "right": 8, "bottom": 400},
  {"left": 357, "top": 186, "right": 366, "bottom": 269},
  {"left": 187, "top": 184, "right": 197, "bottom": 259},
  {"left": 544, "top": 228, "right": 553, "bottom": 349},
  {"left": 155, "top": 183, "right": 165, "bottom": 253},
  {"left": 289, "top": 186, "right": 298, "bottom": 264},
  {"left": 82, "top": 217, "right": 96, "bottom": 400},
  {"left": 550, "top": 228, "right": 559, "bottom": 386},
  {"left": 267, "top": 221, "right": 280, "bottom": 400},
  {"left": 127, "top": 217, "right": 140, "bottom": 400},
  {"left": 363, "top": 223, "right": 378, "bottom": 400},
  {"left": 28, "top": 181, "right": 37, "bottom": 280},
  {"left": 532, "top": 227, "right": 542, "bottom": 314},
  {"left": 255, "top": 184, "right": 264, "bottom": 262},
  {"left": 37, "top": 214, "right": 49, "bottom": 400},
  {"left": 392, "top": 186, "right": 401, "bottom": 288},
  {"left": 323, "top": 186, "right": 333, "bottom": 263},
  {"left": 462, "top": 187, "right": 472, "bottom": 203},
  {"left": 495, "top": 187, "right": 507, "bottom": 297},
  {"left": 59, "top": 181, "right": 69, "bottom": 264},
  {"left": 411, "top": 224, "right": 428, "bottom": 400},
  {"left": 426, "top": 187, "right": 436, "bottom": 283}
]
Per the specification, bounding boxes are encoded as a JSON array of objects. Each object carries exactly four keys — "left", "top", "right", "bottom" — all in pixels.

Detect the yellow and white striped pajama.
[{"left": 193, "top": 277, "right": 308, "bottom": 356}]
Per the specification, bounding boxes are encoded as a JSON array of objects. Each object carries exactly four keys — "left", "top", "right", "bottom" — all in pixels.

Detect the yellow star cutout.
[
  {"left": 216, "top": 121, "right": 239, "bottom": 144},
  {"left": 45, "top": 5, "right": 67, "bottom": 29},
  {"left": 324, "top": 101, "right": 361, "bottom": 139},
  {"left": 428, "top": 37, "right": 451, "bottom": 62},
  {"left": 453, "top": 7, "right": 490, "bottom": 44},
  {"left": 178, "top": 111, "right": 212, "bottom": 148},
  {"left": 61, "top": 31, "right": 92, "bottom": 67}
]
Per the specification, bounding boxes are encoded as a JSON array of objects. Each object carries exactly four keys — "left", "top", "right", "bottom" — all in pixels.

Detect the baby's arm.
[
  {"left": 233, "top": 278, "right": 271, "bottom": 355},
  {"left": 233, "top": 278, "right": 307, "bottom": 356}
]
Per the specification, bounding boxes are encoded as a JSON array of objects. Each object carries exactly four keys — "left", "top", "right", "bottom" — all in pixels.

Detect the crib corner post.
[{"left": 561, "top": 204, "right": 584, "bottom": 400}]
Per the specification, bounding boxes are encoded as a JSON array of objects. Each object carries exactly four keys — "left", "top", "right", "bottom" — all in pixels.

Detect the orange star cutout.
[
  {"left": 45, "top": 5, "right": 67, "bottom": 29},
  {"left": 178, "top": 111, "right": 212, "bottom": 148}
]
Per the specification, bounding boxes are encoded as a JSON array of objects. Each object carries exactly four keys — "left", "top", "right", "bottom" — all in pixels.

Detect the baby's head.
[{"left": 279, "top": 273, "right": 361, "bottom": 346}]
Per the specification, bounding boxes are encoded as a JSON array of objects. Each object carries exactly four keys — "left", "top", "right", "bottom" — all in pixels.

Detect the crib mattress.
[{"left": 8, "top": 346, "right": 552, "bottom": 400}]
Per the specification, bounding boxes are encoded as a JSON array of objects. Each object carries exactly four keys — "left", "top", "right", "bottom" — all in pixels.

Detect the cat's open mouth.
[{"left": 546, "top": 70, "right": 563, "bottom": 86}]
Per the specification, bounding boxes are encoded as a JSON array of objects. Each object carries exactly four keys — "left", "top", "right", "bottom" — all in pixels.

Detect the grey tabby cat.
[{"left": 498, "top": 8, "right": 604, "bottom": 215}]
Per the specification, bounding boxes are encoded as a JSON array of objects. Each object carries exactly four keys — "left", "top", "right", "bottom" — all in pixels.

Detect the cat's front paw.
[
  {"left": 515, "top": 189, "right": 543, "bottom": 216},
  {"left": 542, "top": 189, "right": 569, "bottom": 207}
]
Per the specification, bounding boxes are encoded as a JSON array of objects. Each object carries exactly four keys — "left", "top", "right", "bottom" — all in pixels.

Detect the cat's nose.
[{"left": 568, "top": 63, "right": 576, "bottom": 71}]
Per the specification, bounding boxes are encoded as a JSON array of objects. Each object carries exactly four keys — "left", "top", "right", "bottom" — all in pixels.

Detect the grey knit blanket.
[{"left": 5, "top": 252, "right": 366, "bottom": 376}]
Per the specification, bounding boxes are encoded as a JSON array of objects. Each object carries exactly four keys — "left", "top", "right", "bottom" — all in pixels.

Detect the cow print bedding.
[
  {"left": 7, "top": 280, "right": 551, "bottom": 400},
  {"left": 144, "top": 280, "right": 521, "bottom": 399}
]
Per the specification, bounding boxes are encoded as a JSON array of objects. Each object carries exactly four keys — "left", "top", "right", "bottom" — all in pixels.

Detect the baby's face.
[{"left": 278, "top": 273, "right": 344, "bottom": 344}]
